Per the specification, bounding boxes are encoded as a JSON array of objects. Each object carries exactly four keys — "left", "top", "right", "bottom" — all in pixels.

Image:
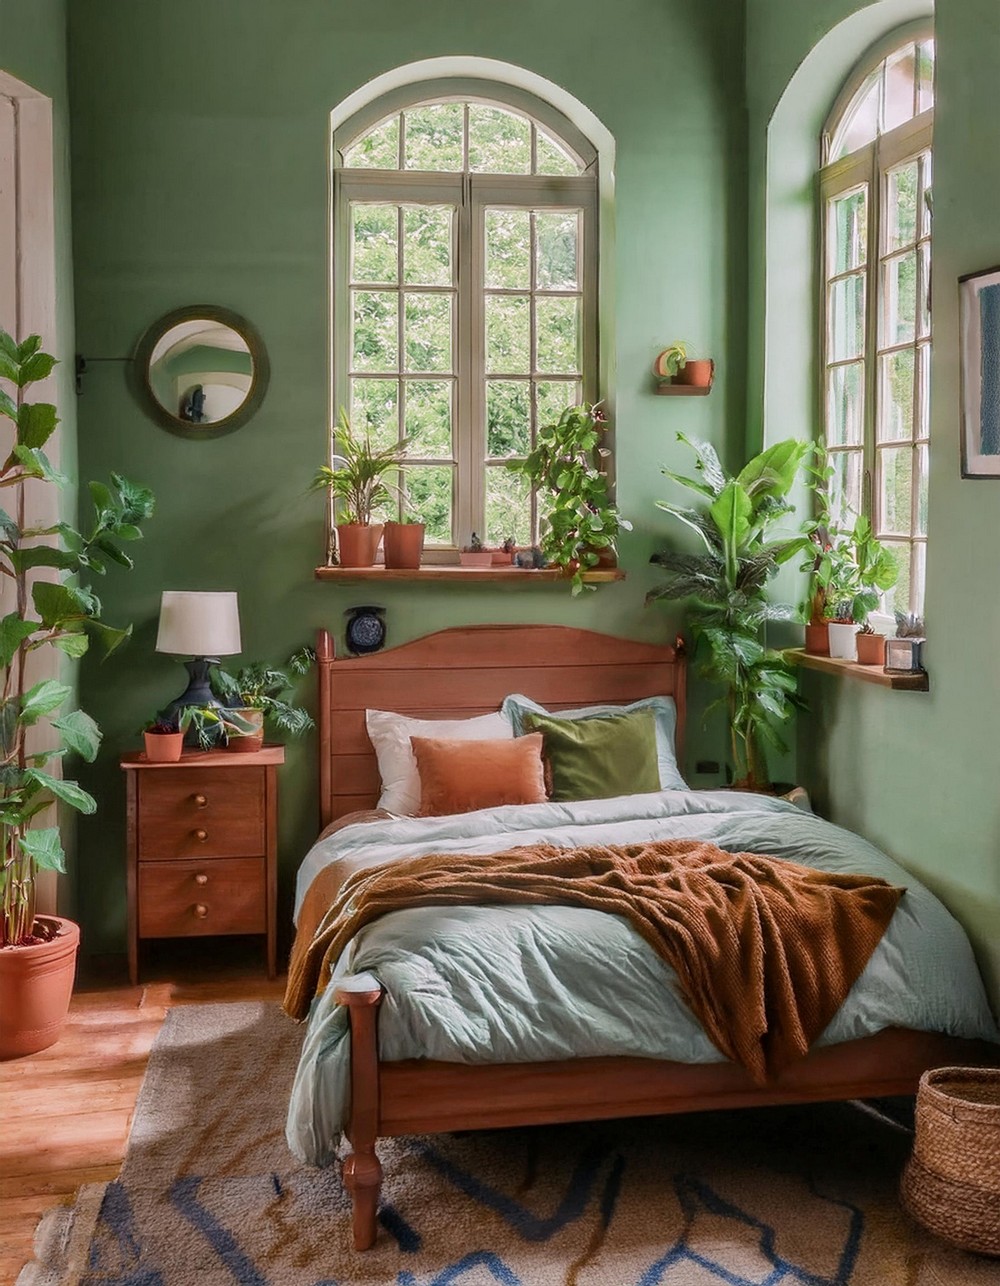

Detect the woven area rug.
[{"left": 19, "top": 1001, "right": 997, "bottom": 1285}]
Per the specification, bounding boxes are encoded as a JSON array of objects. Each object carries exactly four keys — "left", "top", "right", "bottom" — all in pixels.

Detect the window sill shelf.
[
  {"left": 314, "top": 565, "right": 626, "bottom": 586},
  {"left": 786, "top": 648, "right": 929, "bottom": 691},
  {"left": 654, "top": 384, "right": 712, "bottom": 397}
]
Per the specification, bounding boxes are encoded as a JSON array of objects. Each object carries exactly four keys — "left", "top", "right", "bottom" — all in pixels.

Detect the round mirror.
[{"left": 134, "top": 306, "right": 269, "bottom": 437}]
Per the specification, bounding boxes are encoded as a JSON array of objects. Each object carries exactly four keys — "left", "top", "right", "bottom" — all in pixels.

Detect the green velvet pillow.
[{"left": 523, "top": 707, "right": 660, "bottom": 802}]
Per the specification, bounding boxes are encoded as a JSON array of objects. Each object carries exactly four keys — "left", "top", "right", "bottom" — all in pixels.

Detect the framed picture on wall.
[{"left": 959, "top": 265, "right": 1000, "bottom": 477}]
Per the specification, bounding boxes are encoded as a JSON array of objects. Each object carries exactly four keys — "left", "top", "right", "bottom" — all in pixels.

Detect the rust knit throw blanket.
[{"left": 284, "top": 838, "right": 904, "bottom": 1084}]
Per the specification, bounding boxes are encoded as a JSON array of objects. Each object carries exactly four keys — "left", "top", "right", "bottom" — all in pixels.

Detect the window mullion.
[
  {"left": 864, "top": 143, "right": 881, "bottom": 532},
  {"left": 459, "top": 174, "right": 479, "bottom": 546}
]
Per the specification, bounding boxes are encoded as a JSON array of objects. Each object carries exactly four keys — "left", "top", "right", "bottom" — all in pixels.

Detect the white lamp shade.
[{"left": 155, "top": 591, "right": 242, "bottom": 657}]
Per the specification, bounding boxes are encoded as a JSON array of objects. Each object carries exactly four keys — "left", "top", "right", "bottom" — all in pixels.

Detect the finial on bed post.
[
  {"left": 317, "top": 629, "right": 335, "bottom": 662},
  {"left": 674, "top": 634, "right": 686, "bottom": 656}
]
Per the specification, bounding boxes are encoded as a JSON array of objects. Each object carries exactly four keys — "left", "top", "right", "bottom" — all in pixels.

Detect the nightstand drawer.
[
  {"left": 137, "top": 767, "right": 266, "bottom": 860},
  {"left": 138, "top": 857, "right": 266, "bottom": 938}
]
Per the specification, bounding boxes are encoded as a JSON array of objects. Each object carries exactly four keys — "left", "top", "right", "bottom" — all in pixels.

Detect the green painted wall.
[
  {"left": 747, "top": 0, "right": 1000, "bottom": 1008},
  {"left": 66, "top": 0, "right": 748, "bottom": 953}
]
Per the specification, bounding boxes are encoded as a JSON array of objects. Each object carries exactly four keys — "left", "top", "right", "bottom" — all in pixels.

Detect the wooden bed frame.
[{"left": 314, "top": 623, "right": 996, "bottom": 1250}]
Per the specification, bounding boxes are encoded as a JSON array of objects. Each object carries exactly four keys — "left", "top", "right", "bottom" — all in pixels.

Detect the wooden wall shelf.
[
  {"left": 786, "top": 648, "right": 929, "bottom": 691},
  {"left": 654, "top": 384, "right": 712, "bottom": 397},
  {"left": 314, "top": 565, "right": 626, "bottom": 585}
]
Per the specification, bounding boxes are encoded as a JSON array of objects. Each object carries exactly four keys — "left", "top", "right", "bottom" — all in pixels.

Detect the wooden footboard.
[{"left": 335, "top": 974, "right": 999, "bottom": 1251}]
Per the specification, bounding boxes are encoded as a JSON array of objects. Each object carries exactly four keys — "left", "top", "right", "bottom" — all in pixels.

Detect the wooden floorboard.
[{"left": 0, "top": 946, "right": 285, "bottom": 1284}]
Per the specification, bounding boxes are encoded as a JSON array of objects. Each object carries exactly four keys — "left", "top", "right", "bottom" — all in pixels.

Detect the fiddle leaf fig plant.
[
  {"left": 647, "top": 433, "right": 811, "bottom": 790},
  {"left": 0, "top": 329, "right": 154, "bottom": 947}
]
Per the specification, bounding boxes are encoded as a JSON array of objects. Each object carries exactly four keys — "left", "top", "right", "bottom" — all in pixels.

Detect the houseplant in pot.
[
  {"left": 811, "top": 517, "right": 898, "bottom": 662},
  {"left": 653, "top": 341, "right": 714, "bottom": 388},
  {"left": 647, "top": 433, "right": 811, "bottom": 792},
  {"left": 311, "top": 408, "right": 410, "bottom": 568},
  {"left": 507, "top": 401, "right": 631, "bottom": 595},
  {"left": 211, "top": 647, "right": 315, "bottom": 751},
  {"left": 383, "top": 515, "right": 425, "bottom": 570},
  {"left": 142, "top": 717, "right": 183, "bottom": 762},
  {"left": 0, "top": 329, "right": 154, "bottom": 1058}
]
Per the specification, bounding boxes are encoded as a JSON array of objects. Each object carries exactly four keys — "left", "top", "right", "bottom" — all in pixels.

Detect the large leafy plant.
[
  {"left": 647, "top": 434, "right": 811, "bottom": 790},
  {"left": 507, "top": 402, "right": 631, "bottom": 594},
  {"left": 311, "top": 408, "right": 409, "bottom": 526},
  {"left": 0, "top": 330, "right": 154, "bottom": 947},
  {"left": 807, "top": 515, "right": 898, "bottom": 624},
  {"left": 211, "top": 647, "right": 315, "bottom": 739}
]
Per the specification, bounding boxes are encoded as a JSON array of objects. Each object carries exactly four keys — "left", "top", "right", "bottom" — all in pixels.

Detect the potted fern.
[
  {"left": 0, "top": 330, "right": 154, "bottom": 1058},
  {"left": 647, "top": 434, "right": 810, "bottom": 791},
  {"left": 311, "top": 409, "right": 410, "bottom": 568},
  {"left": 211, "top": 647, "right": 315, "bottom": 751}
]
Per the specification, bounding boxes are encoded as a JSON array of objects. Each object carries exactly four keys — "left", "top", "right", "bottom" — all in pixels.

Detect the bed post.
[
  {"left": 335, "top": 978, "right": 383, "bottom": 1250},
  {"left": 317, "top": 629, "right": 334, "bottom": 830}
]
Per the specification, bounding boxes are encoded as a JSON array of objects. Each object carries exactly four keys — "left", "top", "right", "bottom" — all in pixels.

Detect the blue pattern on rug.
[
  {"left": 87, "top": 1181, "right": 163, "bottom": 1286},
  {"left": 397, "top": 1250, "right": 522, "bottom": 1285},
  {"left": 379, "top": 1200, "right": 423, "bottom": 1252},
  {"left": 169, "top": 1176, "right": 270, "bottom": 1285}
]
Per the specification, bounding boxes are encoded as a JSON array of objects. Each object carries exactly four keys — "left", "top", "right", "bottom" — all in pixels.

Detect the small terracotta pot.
[
  {"left": 383, "top": 521, "right": 425, "bottom": 570},
  {"left": 855, "top": 632, "right": 886, "bottom": 666},
  {"left": 804, "top": 622, "right": 830, "bottom": 656},
  {"left": 674, "top": 358, "right": 715, "bottom": 388},
  {"left": 491, "top": 550, "right": 514, "bottom": 566},
  {"left": 337, "top": 523, "right": 383, "bottom": 569},
  {"left": 225, "top": 707, "right": 264, "bottom": 753},
  {"left": 143, "top": 730, "right": 184, "bottom": 762},
  {"left": 0, "top": 915, "right": 80, "bottom": 1059},
  {"left": 459, "top": 551, "right": 493, "bottom": 567}
]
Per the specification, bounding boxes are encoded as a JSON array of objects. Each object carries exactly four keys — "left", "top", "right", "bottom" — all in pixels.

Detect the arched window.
[
  {"left": 332, "top": 84, "right": 599, "bottom": 557},
  {"left": 820, "top": 29, "right": 934, "bottom": 617}
]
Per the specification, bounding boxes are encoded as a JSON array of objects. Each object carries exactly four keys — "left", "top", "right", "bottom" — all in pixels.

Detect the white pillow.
[{"left": 365, "top": 709, "right": 512, "bottom": 815}]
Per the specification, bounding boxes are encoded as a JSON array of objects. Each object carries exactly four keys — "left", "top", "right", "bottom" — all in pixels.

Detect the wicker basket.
[{"left": 901, "top": 1066, "right": 1000, "bottom": 1256}]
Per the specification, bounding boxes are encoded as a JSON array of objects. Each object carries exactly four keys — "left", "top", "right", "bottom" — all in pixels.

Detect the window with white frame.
[
  {"left": 821, "top": 30, "right": 933, "bottom": 617},
  {"left": 332, "top": 88, "right": 599, "bottom": 558}
]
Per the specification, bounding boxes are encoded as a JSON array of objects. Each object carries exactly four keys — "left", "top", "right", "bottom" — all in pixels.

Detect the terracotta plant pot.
[
  {"left": 674, "top": 358, "right": 715, "bottom": 388},
  {"left": 804, "top": 622, "right": 830, "bottom": 656},
  {"left": 828, "top": 620, "right": 860, "bottom": 661},
  {"left": 336, "top": 523, "right": 383, "bottom": 569},
  {"left": 491, "top": 550, "right": 514, "bottom": 566},
  {"left": 0, "top": 915, "right": 80, "bottom": 1059},
  {"left": 143, "top": 730, "right": 184, "bottom": 762},
  {"left": 855, "top": 632, "right": 886, "bottom": 666},
  {"left": 383, "top": 521, "right": 425, "bottom": 570},
  {"left": 225, "top": 707, "right": 264, "bottom": 753},
  {"left": 459, "top": 551, "right": 493, "bottom": 568}
]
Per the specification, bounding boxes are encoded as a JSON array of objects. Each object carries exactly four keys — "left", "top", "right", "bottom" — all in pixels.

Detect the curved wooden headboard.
[{"left": 316, "top": 624, "right": 687, "bottom": 826}]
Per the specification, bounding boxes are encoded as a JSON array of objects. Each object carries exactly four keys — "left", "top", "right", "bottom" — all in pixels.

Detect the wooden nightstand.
[{"left": 120, "top": 746, "right": 284, "bottom": 984}]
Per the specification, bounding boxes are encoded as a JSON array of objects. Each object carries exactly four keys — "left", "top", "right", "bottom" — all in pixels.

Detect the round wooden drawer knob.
[
  {"left": 194, "top": 873, "right": 209, "bottom": 886},
  {"left": 193, "top": 828, "right": 208, "bottom": 842},
  {"left": 193, "top": 903, "right": 209, "bottom": 919},
  {"left": 193, "top": 794, "right": 208, "bottom": 808}
]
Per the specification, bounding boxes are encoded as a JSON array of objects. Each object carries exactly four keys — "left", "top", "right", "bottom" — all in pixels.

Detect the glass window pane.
[
  {"left": 403, "top": 104, "right": 464, "bottom": 172},
  {"left": 485, "top": 209, "right": 530, "bottom": 290},
  {"left": 487, "top": 380, "right": 531, "bottom": 457},
  {"left": 343, "top": 117, "right": 399, "bottom": 169},
  {"left": 882, "top": 250, "right": 917, "bottom": 346},
  {"left": 832, "top": 71, "right": 880, "bottom": 160},
  {"left": 918, "top": 240, "right": 931, "bottom": 339},
  {"left": 886, "top": 161, "right": 918, "bottom": 251},
  {"left": 404, "top": 293, "right": 452, "bottom": 373},
  {"left": 827, "top": 275, "right": 866, "bottom": 361},
  {"left": 350, "top": 378, "right": 398, "bottom": 452},
  {"left": 879, "top": 349, "right": 915, "bottom": 441},
  {"left": 880, "top": 445, "right": 913, "bottom": 535},
  {"left": 916, "top": 442, "right": 928, "bottom": 536},
  {"left": 468, "top": 105, "right": 531, "bottom": 174},
  {"left": 403, "top": 379, "right": 452, "bottom": 457},
  {"left": 829, "top": 450, "right": 862, "bottom": 527},
  {"left": 351, "top": 204, "right": 398, "bottom": 284},
  {"left": 369, "top": 469, "right": 399, "bottom": 526},
  {"left": 917, "top": 343, "right": 931, "bottom": 440},
  {"left": 402, "top": 464, "right": 453, "bottom": 544},
  {"left": 911, "top": 542, "right": 925, "bottom": 618},
  {"left": 917, "top": 41, "right": 935, "bottom": 113},
  {"left": 486, "top": 294, "right": 530, "bottom": 373},
  {"left": 826, "top": 362, "right": 865, "bottom": 446},
  {"left": 920, "top": 152, "right": 933, "bottom": 236},
  {"left": 536, "top": 296, "right": 581, "bottom": 374},
  {"left": 883, "top": 43, "right": 917, "bottom": 133},
  {"left": 535, "top": 211, "right": 579, "bottom": 290},
  {"left": 881, "top": 541, "right": 913, "bottom": 618},
  {"left": 536, "top": 380, "right": 581, "bottom": 430},
  {"left": 828, "top": 188, "right": 867, "bottom": 275},
  {"left": 535, "top": 127, "right": 580, "bottom": 176},
  {"left": 352, "top": 290, "right": 398, "bottom": 371},
  {"left": 485, "top": 464, "right": 532, "bottom": 546},
  {"left": 402, "top": 206, "right": 453, "bottom": 287}
]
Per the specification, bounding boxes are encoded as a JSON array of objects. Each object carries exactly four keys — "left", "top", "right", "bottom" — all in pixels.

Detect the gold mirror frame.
[{"left": 134, "top": 305, "right": 270, "bottom": 438}]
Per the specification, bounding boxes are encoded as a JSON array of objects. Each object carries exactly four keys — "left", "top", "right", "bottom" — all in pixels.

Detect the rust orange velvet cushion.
[{"left": 409, "top": 732, "right": 547, "bottom": 816}]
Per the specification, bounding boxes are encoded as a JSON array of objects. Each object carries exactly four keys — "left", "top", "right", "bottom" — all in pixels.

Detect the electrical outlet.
[{"left": 695, "top": 760, "right": 720, "bottom": 775}]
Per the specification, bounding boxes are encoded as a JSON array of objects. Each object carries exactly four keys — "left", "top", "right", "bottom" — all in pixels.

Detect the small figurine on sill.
[{"left": 514, "top": 546, "right": 546, "bottom": 569}]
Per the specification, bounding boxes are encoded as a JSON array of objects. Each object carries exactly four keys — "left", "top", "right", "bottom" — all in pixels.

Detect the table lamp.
[{"left": 155, "top": 590, "right": 242, "bottom": 721}]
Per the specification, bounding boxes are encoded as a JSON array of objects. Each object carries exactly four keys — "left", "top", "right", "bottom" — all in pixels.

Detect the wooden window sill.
[
  {"left": 315, "top": 565, "right": 626, "bottom": 585},
  {"left": 654, "top": 384, "right": 711, "bottom": 397},
  {"left": 786, "top": 648, "right": 929, "bottom": 691}
]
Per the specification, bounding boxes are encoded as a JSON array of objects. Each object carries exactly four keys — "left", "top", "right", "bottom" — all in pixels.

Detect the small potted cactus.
[{"left": 459, "top": 533, "right": 493, "bottom": 568}]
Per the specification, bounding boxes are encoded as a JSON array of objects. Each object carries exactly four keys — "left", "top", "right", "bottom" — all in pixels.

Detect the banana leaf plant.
[
  {"left": 0, "top": 330, "right": 154, "bottom": 947},
  {"left": 646, "top": 434, "right": 811, "bottom": 790}
]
